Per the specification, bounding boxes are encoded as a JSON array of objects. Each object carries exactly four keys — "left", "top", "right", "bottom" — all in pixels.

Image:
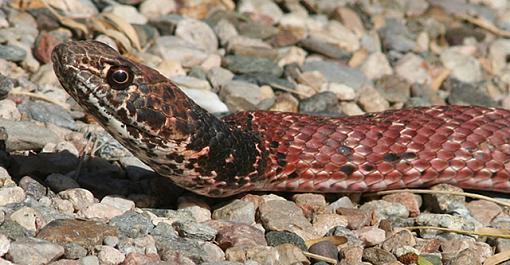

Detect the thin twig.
[
  {"left": 302, "top": 251, "right": 337, "bottom": 264},
  {"left": 406, "top": 226, "right": 510, "bottom": 239},
  {"left": 372, "top": 189, "right": 510, "bottom": 208},
  {"left": 456, "top": 14, "right": 510, "bottom": 37},
  {"left": 9, "top": 91, "right": 68, "bottom": 109}
]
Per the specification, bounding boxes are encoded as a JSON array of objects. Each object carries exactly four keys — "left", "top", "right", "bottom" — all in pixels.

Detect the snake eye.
[{"left": 107, "top": 66, "right": 133, "bottom": 90}]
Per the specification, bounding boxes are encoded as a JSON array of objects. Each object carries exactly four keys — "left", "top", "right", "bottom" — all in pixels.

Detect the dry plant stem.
[
  {"left": 483, "top": 249, "right": 510, "bottom": 265},
  {"left": 302, "top": 251, "right": 337, "bottom": 264},
  {"left": 406, "top": 226, "right": 510, "bottom": 239},
  {"left": 373, "top": 189, "right": 510, "bottom": 208},
  {"left": 457, "top": 14, "right": 510, "bottom": 37},
  {"left": 9, "top": 90, "right": 68, "bottom": 109}
]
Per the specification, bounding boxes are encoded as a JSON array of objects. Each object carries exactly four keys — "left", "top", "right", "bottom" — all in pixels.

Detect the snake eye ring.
[{"left": 107, "top": 66, "right": 133, "bottom": 90}]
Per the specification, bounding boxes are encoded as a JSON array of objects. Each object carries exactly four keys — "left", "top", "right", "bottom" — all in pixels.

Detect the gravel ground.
[{"left": 0, "top": 0, "right": 510, "bottom": 264}]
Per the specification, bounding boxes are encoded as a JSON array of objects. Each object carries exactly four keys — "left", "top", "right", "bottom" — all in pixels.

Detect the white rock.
[
  {"left": 395, "top": 53, "right": 430, "bottom": 84},
  {"left": 172, "top": 76, "right": 212, "bottom": 90},
  {"left": 320, "top": 83, "right": 356, "bottom": 100},
  {"left": 104, "top": 5, "right": 147, "bottom": 24},
  {"left": 139, "top": 0, "right": 176, "bottom": 18},
  {"left": 101, "top": 196, "right": 135, "bottom": 213},
  {"left": 58, "top": 188, "right": 94, "bottom": 212},
  {"left": 360, "top": 52, "right": 393, "bottom": 80},
  {"left": 0, "top": 99, "right": 20, "bottom": 120},
  {"left": 97, "top": 246, "right": 125, "bottom": 265},
  {"left": 10, "top": 207, "right": 39, "bottom": 231},
  {"left": 79, "top": 203, "right": 124, "bottom": 220},
  {"left": 238, "top": 0, "right": 284, "bottom": 23},
  {"left": 0, "top": 187, "right": 25, "bottom": 206},
  {"left": 0, "top": 234, "right": 10, "bottom": 256},
  {"left": 176, "top": 18, "right": 218, "bottom": 53},
  {"left": 182, "top": 88, "right": 229, "bottom": 113},
  {"left": 440, "top": 48, "right": 482, "bottom": 83}
]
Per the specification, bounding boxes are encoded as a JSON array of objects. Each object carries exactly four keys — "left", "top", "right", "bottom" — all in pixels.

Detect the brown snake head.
[{"left": 52, "top": 40, "right": 265, "bottom": 197}]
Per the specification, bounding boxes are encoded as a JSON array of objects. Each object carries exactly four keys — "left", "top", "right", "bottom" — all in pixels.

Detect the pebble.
[
  {"left": 223, "top": 55, "right": 283, "bottom": 76},
  {"left": 37, "top": 219, "right": 118, "bottom": 250},
  {"left": 258, "top": 199, "right": 314, "bottom": 238},
  {"left": 63, "top": 243, "right": 87, "bottom": 260},
  {"left": 355, "top": 226, "right": 386, "bottom": 246},
  {"left": 362, "top": 247, "right": 397, "bottom": 265},
  {"left": 382, "top": 192, "right": 421, "bottom": 217},
  {"left": 212, "top": 199, "right": 256, "bottom": 224},
  {"left": 312, "top": 213, "right": 349, "bottom": 237},
  {"left": 302, "top": 60, "right": 371, "bottom": 90},
  {"left": 0, "top": 235, "right": 9, "bottom": 257},
  {"left": 173, "top": 221, "right": 217, "bottom": 241},
  {"left": 10, "top": 206, "right": 39, "bottom": 231},
  {"left": 211, "top": 221, "right": 266, "bottom": 249},
  {"left": 360, "top": 52, "right": 393, "bottom": 80},
  {"left": 299, "top": 91, "right": 339, "bottom": 114},
  {"left": 0, "top": 187, "right": 25, "bottom": 206},
  {"left": 7, "top": 237, "right": 64, "bottom": 265},
  {"left": 466, "top": 200, "right": 502, "bottom": 226},
  {"left": 308, "top": 240, "right": 339, "bottom": 262},
  {"left": 109, "top": 211, "right": 154, "bottom": 238},
  {"left": 78, "top": 203, "right": 124, "bottom": 220},
  {"left": 265, "top": 231, "right": 306, "bottom": 251},
  {"left": 182, "top": 88, "right": 229, "bottom": 113},
  {"left": 0, "top": 44, "right": 26, "bottom": 62},
  {"left": 97, "top": 246, "right": 125, "bottom": 265},
  {"left": 58, "top": 188, "right": 94, "bottom": 212},
  {"left": 440, "top": 48, "right": 483, "bottom": 83},
  {"left": 100, "top": 196, "right": 135, "bottom": 214},
  {"left": 220, "top": 80, "right": 275, "bottom": 111}
]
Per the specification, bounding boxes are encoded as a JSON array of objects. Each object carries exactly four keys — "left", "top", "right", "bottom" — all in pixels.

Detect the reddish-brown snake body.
[{"left": 52, "top": 40, "right": 510, "bottom": 197}]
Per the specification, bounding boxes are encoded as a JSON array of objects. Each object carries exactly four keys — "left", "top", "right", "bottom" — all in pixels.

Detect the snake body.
[{"left": 52, "top": 41, "right": 510, "bottom": 197}]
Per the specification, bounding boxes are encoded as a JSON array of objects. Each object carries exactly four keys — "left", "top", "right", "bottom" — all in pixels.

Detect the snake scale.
[{"left": 51, "top": 40, "right": 510, "bottom": 197}]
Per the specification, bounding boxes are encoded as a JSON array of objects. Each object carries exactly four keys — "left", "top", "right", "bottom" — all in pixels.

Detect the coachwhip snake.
[{"left": 51, "top": 40, "right": 510, "bottom": 197}]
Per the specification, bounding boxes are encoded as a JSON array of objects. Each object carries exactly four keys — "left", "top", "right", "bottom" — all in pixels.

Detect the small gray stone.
[
  {"left": 19, "top": 176, "right": 46, "bottom": 200},
  {"left": 0, "top": 220, "right": 32, "bottom": 240},
  {"left": 258, "top": 200, "right": 313, "bottom": 234},
  {"left": 440, "top": 48, "right": 483, "bottom": 83},
  {"left": 173, "top": 221, "right": 217, "bottom": 241},
  {"left": 445, "top": 78, "right": 496, "bottom": 107},
  {"left": 299, "top": 91, "right": 339, "bottom": 114},
  {"left": 375, "top": 75, "right": 411, "bottom": 103},
  {"left": 0, "top": 119, "right": 60, "bottom": 152},
  {"left": 359, "top": 200, "right": 409, "bottom": 223},
  {"left": 223, "top": 55, "right": 283, "bottom": 76},
  {"left": 156, "top": 237, "right": 224, "bottom": 264},
  {"left": 103, "top": 236, "right": 119, "bottom": 247},
  {"left": 7, "top": 237, "right": 64, "bottom": 265},
  {"left": 302, "top": 60, "right": 371, "bottom": 90},
  {"left": 220, "top": 80, "right": 275, "bottom": 111},
  {"left": 79, "top": 256, "right": 99, "bottom": 265},
  {"left": 18, "top": 101, "right": 76, "bottom": 130},
  {"left": 64, "top": 243, "right": 87, "bottom": 259},
  {"left": 266, "top": 231, "right": 307, "bottom": 251},
  {"left": 212, "top": 200, "right": 256, "bottom": 224},
  {"left": 207, "top": 67, "right": 234, "bottom": 90},
  {"left": 300, "top": 37, "right": 351, "bottom": 60},
  {"left": 109, "top": 211, "right": 154, "bottom": 238},
  {"left": 362, "top": 247, "right": 397, "bottom": 265},
  {"left": 0, "top": 45, "right": 26, "bottom": 62},
  {"left": 378, "top": 19, "right": 416, "bottom": 52}
]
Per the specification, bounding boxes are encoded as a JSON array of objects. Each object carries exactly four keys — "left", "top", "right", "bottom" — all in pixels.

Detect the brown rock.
[
  {"left": 341, "top": 245, "right": 363, "bottom": 264},
  {"left": 122, "top": 253, "right": 160, "bottom": 265},
  {"left": 382, "top": 230, "right": 416, "bottom": 253},
  {"left": 37, "top": 219, "right": 118, "bottom": 250},
  {"left": 207, "top": 220, "right": 266, "bottom": 250},
  {"left": 467, "top": 200, "right": 502, "bottom": 225},
  {"left": 336, "top": 207, "right": 371, "bottom": 229},
  {"left": 293, "top": 193, "right": 327, "bottom": 217},
  {"left": 415, "top": 238, "right": 441, "bottom": 253},
  {"left": 383, "top": 192, "right": 421, "bottom": 217},
  {"left": 33, "top": 31, "right": 63, "bottom": 64},
  {"left": 362, "top": 247, "right": 397, "bottom": 265}
]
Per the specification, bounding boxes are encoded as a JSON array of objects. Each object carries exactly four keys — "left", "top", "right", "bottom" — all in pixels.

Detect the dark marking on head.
[
  {"left": 137, "top": 108, "right": 166, "bottom": 129},
  {"left": 270, "top": 141, "right": 279, "bottom": 148},
  {"left": 288, "top": 172, "right": 299, "bottom": 179}
]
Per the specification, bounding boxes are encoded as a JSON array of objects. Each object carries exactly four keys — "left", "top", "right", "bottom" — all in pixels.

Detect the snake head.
[{"left": 51, "top": 40, "right": 193, "bottom": 142}]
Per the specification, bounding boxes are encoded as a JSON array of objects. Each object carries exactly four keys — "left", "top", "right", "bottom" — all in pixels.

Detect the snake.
[{"left": 51, "top": 40, "right": 510, "bottom": 197}]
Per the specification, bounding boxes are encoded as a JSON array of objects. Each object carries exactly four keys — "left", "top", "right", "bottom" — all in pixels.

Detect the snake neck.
[{"left": 118, "top": 86, "right": 268, "bottom": 197}]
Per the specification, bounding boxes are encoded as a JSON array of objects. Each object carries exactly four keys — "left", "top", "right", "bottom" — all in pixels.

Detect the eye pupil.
[
  {"left": 112, "top": 70, "right": 128, "bottom": 83},
  {"left": 107, "top": 66, "right": 133, "bottom": 90}
]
